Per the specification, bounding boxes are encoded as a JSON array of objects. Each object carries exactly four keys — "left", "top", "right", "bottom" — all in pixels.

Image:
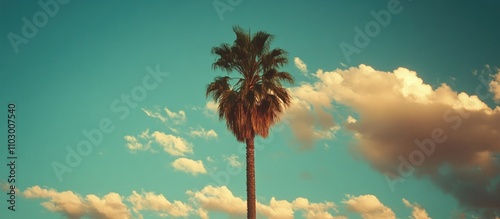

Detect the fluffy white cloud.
[
  {"left": 402, "top": 199, "right": 432, "bottom": 219},
  {"left": 189, "top": 127, "right": 218, "bottom": 139},
  {"left": 206, "top": 156, "right": 215, "bottom": 162},
  {"left": 23, "top": 185, "right": 441, "bottom": 219},
  {"left": 286, "top": 88, "right": 336, "bottom": 150},
  {"left": 187, "top": 185, "right": 343, "bottom": 219},
  {"left": 171, "top": 158, "right": 207, "bottom": 176},
  {"left": 86, "top": 193, "right": 131, "bottom": 219},
  {"left": 293, "top": 197, "right": 345, "bottom": 219},
  {"left": 142, "top": 107, "right": 186, "bottom": 124},
  {"left": 343, "top": 194, "right": 395, "bottom": 219},
  {"left": 489, "top": 70, "right": 500, "bottom": 101},
  {"left": 125, "top": 130, "right": 194, "bottom": 156},
  {"left": 346, "top": 115, "right": 357, "bottom": 124},
  {"left": 128, "top": 190, "right": 191, "bottom": 218},
  {"left": 313, "top": 125, "right": 340, "bottom": 140},
  {"left": 24, "top": 186, "right": 86, "bottom": 218},
  {"left": 258, "top": 197, "right": 294, "bottom": 219},
  {"left": 288, "top": 64, "right": 500, "bottom": 215},
  {"left": 294, "top": 57, "right": 308, "bottom": 75},
  {"left": 125, "top": 129, "right": 193, "bottom": 156},
  {"left": 124, "top": 136, "right": 149, "bottom": 152},
  {"left": 187, "top": 186, "right": 246, "bottom": 217},
  {"left": 223, "top": 154, "right": 242, "bottom": 168},
  {"left": 169, "top": 127, "right": 180, "bottom": 134},
  {"left": 204, "top": 101, "right": 218, "bottom": 117},
  {"left": 23, "top": 186, "right": 194, "bottom": 219},
  {"left": 23, "top": 186, "right": 131, "bottom": 219},
  {"left": 164, "top": 107, "right": 186, "bottom": 124},
  {"left": 151, "top": 131, "right": 193, "bottom": 156},
  {"left": 124, "top": 129, "right": 153, "bottom": 153},
  {"left": 142, "top": 108, "right": 167, "bottom": 123}
]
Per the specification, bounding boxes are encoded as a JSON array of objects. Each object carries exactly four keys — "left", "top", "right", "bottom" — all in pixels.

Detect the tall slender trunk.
[{"left": 246, "top": 137, "right": 256, "bottom": 219}]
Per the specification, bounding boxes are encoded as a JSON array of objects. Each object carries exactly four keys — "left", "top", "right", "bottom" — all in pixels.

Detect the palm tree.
[{"left": 206, "top": 26, "right": 294, "bottom": 219}]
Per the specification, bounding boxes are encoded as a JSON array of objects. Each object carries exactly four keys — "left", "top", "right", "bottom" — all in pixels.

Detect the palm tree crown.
[{"left": 206, "top": 26, "right": 294, "bottom": 142}]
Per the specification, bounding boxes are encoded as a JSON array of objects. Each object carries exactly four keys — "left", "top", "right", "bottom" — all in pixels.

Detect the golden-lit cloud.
[
  {"left": 204, "top": 100, "right": 218, "bottom": 117},
  {"left": 23, "top": 186, "right": 131, "bottom": 219},
  {"left": 125, "top": 129, "right": 196, "bottom": 156},
  {"left": 171, "top": 158, "right": 207, "bottom": 176},
  {"left": 164, "top": 107, "right": 186, "bottom": 124},
  {"left": 223, "top": 154, "right": 242, "bottom": 168},
  {"left": 189, "top": 127, "right": 218, "bottom": 139},
  {"left": 489, "top": 70, "right": 500, "bottom": 101},
  {"left": 128, "top": 190, "right": 191, "bottom": 218},
  {"left": 142, "top": 107, "right": 186, "bottom": 124},
  {"left": 151, "top": 131, "right": 193, "bottom": 156},
  {"left": 289, "top": 64, "right": 500, "bottom": 216},
  {"left": 124, "top": 129, "right": 153, "bottom": 153},
  {"left": 86, "top": 193, "right": 131, "bottom": 219},
  {"left": 294, "top": 57, "right": 308, "bottom": 75},
  {"left": 343, "top": 194, "right": 395, "bottom": 219},
  {"left": 141, "top": 108, "right": 167, "bottom": 123},
  {"left": 22, "top": 184, "right": 442, "bottom": 219},
  {"left": 187, "top": 185, "right": 344, "bottom": 219},
  {"left": 402, "top": 198, "right": 432, "bottom": 219}
]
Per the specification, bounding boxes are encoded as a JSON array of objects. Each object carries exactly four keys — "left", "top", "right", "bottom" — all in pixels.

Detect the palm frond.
[
  {"left": 251, "top": 31, "right": 274, "bottom": 56},
  {"left": 206, "top": 76, "right": 231, "bottom": 101},
  {"left": 207, "top": 26, "right": 294, "bottom": 142}
]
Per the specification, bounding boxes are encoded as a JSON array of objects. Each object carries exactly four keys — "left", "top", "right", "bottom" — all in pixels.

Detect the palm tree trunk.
[{"left": 246, "top": 137, "right": 256, "bottom": 219}]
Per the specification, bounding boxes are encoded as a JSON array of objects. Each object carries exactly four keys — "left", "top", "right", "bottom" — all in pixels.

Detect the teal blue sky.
[{"left": 1, "top": 0, "right": 500, "bottom": 218}]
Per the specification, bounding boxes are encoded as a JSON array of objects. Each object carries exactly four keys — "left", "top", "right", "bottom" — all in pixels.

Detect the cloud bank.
[
  {"left": 23, "top": 185, "right": 438, "bottom": 219},
  {"left": 287, "top": 64, "right": 500, "bottom": 216}
]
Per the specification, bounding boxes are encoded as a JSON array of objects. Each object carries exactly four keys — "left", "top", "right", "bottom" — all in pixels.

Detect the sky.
[{"left": 1, "top": 0, "right": 500, "bottom": 218}]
